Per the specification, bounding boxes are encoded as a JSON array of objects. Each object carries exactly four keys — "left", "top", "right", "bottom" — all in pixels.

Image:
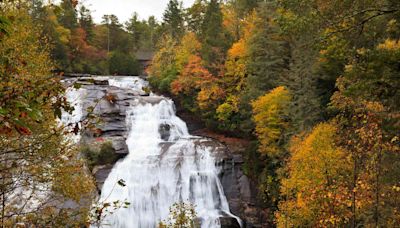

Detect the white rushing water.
[
  {"left": 61, "top": 86, "right": 86, "bottom": 143},
  {"left": 99, "top": 76, "right": 241, "bottom": 228}
]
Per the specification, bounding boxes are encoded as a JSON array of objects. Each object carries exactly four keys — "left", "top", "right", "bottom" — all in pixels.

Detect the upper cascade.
[{"left": 91, "top": 76, "right": 242, "bottom": 228}]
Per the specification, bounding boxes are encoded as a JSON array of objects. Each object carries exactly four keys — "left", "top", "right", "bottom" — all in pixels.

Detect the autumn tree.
[
  {"left": 330, "top": 39, "right": 400, "bottom": 225},
  {"left": 251, "top": 86, "right": 292, "bottom": 208},
  {"left": 171, "top": 55, "right": 213, "bottom": 112},
  {"left": 0, "top": 2, "right": 95, "bottom": 226},
  {"left": 216, "top": 11, "right": 257, "bottom": 131},
  {"left": 147, "top": 34, "right": 178, "bottom": 92},
  {"left": 276, "top": 123, "right": 352, "bottom": 227},
  {"left": 252, "top": 86, "right": 291, "bottom": 157}
]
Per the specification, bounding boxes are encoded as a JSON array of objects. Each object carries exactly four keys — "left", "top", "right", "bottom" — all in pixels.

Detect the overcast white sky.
[{"left": 76, "top": 0, "right": 196, "bottom": 23}]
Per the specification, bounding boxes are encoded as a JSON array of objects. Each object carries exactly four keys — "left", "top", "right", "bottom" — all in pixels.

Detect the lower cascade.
[{"left": 96, "top": 77, "right": 241, "bottom": 228}]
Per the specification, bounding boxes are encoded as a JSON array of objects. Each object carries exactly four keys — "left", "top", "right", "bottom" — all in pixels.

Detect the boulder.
[
  {"left": 159, "top": 124, "right": 171, "bottom": 141},
  {"left": 220, "top": 216, "right": 241, "bottom": 228}
]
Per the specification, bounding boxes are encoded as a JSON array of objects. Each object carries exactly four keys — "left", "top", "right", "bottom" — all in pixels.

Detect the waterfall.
[
  {"left": 99, "top": 77, "right": 241, "bottom": 228},
  {"left": 61, "top": 86, "right": 85, "bottom": 143}
]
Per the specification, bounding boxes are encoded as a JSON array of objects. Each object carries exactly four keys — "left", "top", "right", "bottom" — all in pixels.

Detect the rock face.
[
  {"left": 64, "top": 76, "right": 267, "bottom": 227},
  {"left": 196, "top": 137, "right": 270, "bottom": 228},
  {"left": 64, "top": 76, "right": 153, "bottom": 156},
  {"left": 219, "top": 154, "right": 270, "bottom": 227}
]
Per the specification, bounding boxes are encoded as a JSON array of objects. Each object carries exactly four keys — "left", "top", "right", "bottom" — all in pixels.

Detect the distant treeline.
[{"left": 31, "top": 0, "right": 163, "bottom": 75}]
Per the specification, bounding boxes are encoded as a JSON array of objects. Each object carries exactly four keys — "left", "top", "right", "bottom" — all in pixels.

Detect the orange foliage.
[
  {"left": 70, "top": 28, "right": 106, "bottom": 61},
  {"left": 171, "top": 55, "right": 213, "bottom": 95}
]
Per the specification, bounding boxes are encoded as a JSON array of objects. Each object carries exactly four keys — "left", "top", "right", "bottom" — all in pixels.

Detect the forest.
[{"left": 1, "top": 0, "right": 399, "bottom": 227}]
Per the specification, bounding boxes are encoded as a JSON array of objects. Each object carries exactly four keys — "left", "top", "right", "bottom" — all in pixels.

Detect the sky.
[{"left": 77, "top": 0, "right": 196, "bottom": 23}]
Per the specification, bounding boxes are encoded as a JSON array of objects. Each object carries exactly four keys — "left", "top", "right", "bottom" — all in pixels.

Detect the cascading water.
[
  {"left": 61, "top": 86, "right": 86, "bottom": 142},
  {"left": 99, "top": 77, "right": 241, "bottom": 228}
]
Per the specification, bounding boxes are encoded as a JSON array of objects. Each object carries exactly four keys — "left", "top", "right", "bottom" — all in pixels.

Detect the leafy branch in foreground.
[
  {"left": 158, "top": 202, "right": 199, "bottom": 228},
  {"left": 88, "top": 179, "right": 131, "bottom": 228}
]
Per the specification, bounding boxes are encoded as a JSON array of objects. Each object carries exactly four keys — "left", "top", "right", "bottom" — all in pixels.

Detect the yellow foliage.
[
  {"left": 42, "top": 6, "right": 71, "bottom": 45},
  {"left": 175, "top": 32, "right": 202, "bottom": 71},
  {"left": 0, "top": 5, "right": 95, "bottom": 225},
  {"left": 222, "top": 3, "right": 239, "bottom": 38},
  {"left": 377, "top": 39, "right": 400, "bottom": 50},
  {"left": 242, "top": 10, "right": 259, "bottom": 40},
  {"left": 252, "top": 86, "right": 291, "bottom": 156},
  {"left": 276, "top": 122, "right": 352, "bottom": 227},
  {"left": 228, "top": 39, "right": 247, "bottom": 59},
  {"left": 147, "top": 34, "right": 177, "bottom": 78},
  {"left": 197, "top": 84, "right": 225, "bottom": 110}
]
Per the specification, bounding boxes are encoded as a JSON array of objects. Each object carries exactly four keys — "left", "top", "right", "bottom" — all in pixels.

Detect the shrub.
[{"left": 81, "top": 141, "right": 119, "bottom": 169}]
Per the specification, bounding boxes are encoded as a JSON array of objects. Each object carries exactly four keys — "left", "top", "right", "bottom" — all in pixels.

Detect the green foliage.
[
  {"left": 340, "top": 40, "right": 400, "bottom": 111},
  {"left": 126, "top": 13, "right": 161, "bottom": 52},
  {"left": 81, "top": 141, "right": 119, "bottom": 170},
  {"left": 185, "top": 0, "right": 207, "bottom": 35},
  {"left": 79, "top": 5, "right": 95, "bottom": 43},
  {"left": 0, "top": 16, "right": 10, "bottom": 38},
  {"left": 200, "top": 0, "right": 231, "bottom": 73},
  {"left": 245, "top": 2, "right": 290, "bottom": 99},
  {"left": 163, "top": 0, "right": 185, "bottom": 38},
  {"left": 58, "top": 0, "right": 78, "bottom": 30},
  {"left": 148, "top": 34, "right": 178, "bottom": 92},
  {"left": 109, "top": 51, "right": 140, "bottom": 75}
]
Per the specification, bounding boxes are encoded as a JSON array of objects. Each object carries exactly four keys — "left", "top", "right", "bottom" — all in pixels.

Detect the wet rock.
[
  {"left": 78, "top": 77, "right": 109, "bottom": 85},
  {"left": 64, "top": 73, "right": 91, "bottom": 78},
  {"left": 94, "top": 99, "right": 120, "bottom": 115},
  {"left": 136, "top": 96, "right": 166, "bottom": 105},
  {"left": 107, "top": 136, "right": 128, "bottom": 154},
  {"left": 93, "top": 164, "right": 115, "bottom": 191},
  {"left": 107, "top": 87, "right": 137, "bottom": 101},
  {"left": 159, "top": 124, "right": 171, "bottom": 141},
  {"left": 220, "top": 217, "right": 241, "bottom": 228}
]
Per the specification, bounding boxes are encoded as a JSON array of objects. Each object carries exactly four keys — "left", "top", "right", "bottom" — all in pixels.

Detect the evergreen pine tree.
[
  {"left": 163, "top": 0, "right": 184, "bottom": 38},
  {"left": 200, "top": 0, "right": 231, "bottom": 74},
  {"left": 79, "top": 5, "right": 94, "bottom": 43},
  {"left": 58, "top": 0, "right": 78, "bottom": 30},
  {"left": 244, "top": 2, "right": 290, "bottom": 101}
]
